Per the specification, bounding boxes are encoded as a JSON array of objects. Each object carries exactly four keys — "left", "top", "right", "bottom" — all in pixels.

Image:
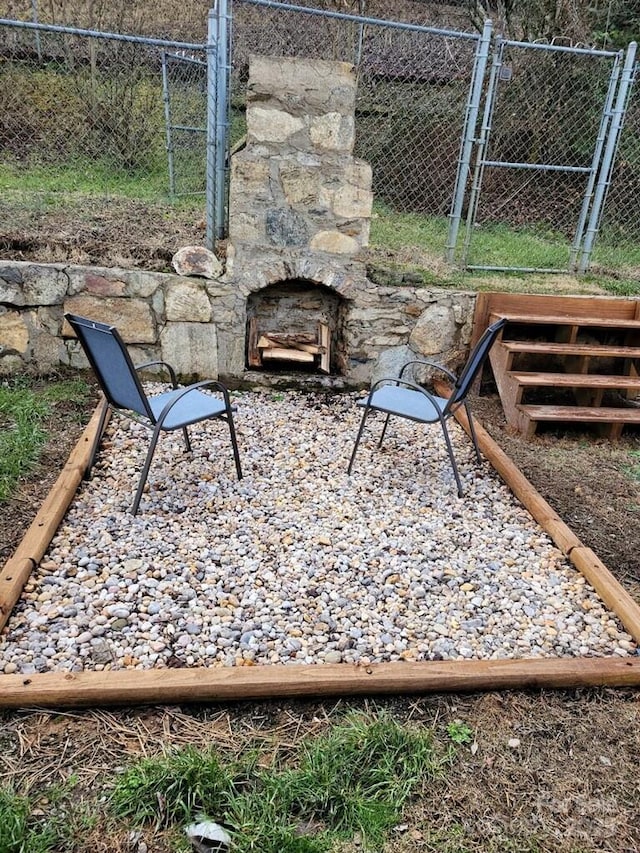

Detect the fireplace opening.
[{"left": 246, "top": 279, "right": 348, "bottom": 375}]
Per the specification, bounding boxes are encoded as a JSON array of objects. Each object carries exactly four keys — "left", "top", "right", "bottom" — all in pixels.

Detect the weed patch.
[
  {"left": 110, "top": 712, "right": 450, "bottom": 851},
  {"left": 625, "top": 449, "right": 640, "bottom": 482}
]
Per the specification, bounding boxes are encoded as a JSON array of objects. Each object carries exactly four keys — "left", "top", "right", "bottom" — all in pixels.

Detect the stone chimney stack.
[{"left": 227, "top": 54, "right": 373, "bottom": 272}]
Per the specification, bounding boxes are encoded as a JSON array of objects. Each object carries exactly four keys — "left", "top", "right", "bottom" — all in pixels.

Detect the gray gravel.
[{"left": 0, "top": 389, "right": 636, "bottom": 674}]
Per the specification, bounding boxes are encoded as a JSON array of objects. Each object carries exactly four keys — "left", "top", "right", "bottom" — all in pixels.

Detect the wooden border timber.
[
  {"left": 1, "top": 399, "right": 640, "bottom": 709},
  {"left": 0, "top": 403, "right": 108, "bottom": 633},
  {"left": 1, "top": 657, "right": 639, "bottom": 709}
]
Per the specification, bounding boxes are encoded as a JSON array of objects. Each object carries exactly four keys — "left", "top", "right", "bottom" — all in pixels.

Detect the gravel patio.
[{"left": 0, "top": 389, "right": 635, "bottom": 675}]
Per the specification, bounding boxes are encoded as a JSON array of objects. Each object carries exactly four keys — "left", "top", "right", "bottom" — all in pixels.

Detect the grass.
[
  {"left": 0, "top": 779, "right": 91, "bottom": 853},
  {"left": 109, "top": 745, "right": 239, "bottom": 828},
  {"left": 369, "top": 202, "right": 640, "bottom": 295},
  {"left": 625, "top": 449, "right": 640, "bottom": 482},
  {"left": 462, "top": 221, "right": 573, "bottom": 271},
  {"left": 110, "top": 712, "right": 449, "bottom": 852},
  {"left": 0, "top": 377, "right": 89, "bottom": 502},
  {"left": 0, "top": 160, "right": 171, "bottom": 202}
]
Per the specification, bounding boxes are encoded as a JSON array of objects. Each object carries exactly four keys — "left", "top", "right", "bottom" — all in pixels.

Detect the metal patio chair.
[
  {"left": 66, "top": 313, "right": 243, "bottom": 515},
  {"left": 347, "top": 318, "right": 507, "bottom": 496}
]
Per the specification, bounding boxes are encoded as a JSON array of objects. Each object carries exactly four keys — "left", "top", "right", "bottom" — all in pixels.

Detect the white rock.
[{"left": 171, "top": 246, "right": 223, "bottom": 279}]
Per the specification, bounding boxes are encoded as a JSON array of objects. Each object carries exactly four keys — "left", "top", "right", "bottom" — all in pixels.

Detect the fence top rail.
[
  {"left": 501, "top": 36, "right": 619, "bottom": 58},
  {"left": 239, "top": 0, "right": 482, "bottom": 41},
  {"left": 0, "top": 18, "right": 205, "bottom": 51}
]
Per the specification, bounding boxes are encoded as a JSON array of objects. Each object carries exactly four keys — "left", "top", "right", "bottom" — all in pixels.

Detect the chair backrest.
[
  {"left": 446, "top": 317, "right": 507, "bottom": 409},
  {"left": 65, "top": 313, "right": 154, "bottom": 419}
]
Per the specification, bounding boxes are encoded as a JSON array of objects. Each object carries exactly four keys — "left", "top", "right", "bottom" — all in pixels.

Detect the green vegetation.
[
  {"left": 445, "top": 720, "right": 474, "bottom": 745},
  {"left": 0, "top": 60, "right": 206, "bottom": 201},
  {"left": 0, "top": 377, "right": 89, "bottom": 502},
  {"left": 0, "top": 779, "right": 91, "bottom": 853},
  {"left": 0, "top": 160, "right": 169, "bottom": 201},
  {"left": 462, "top": 222, "right": 573, "bottom": 271},
  {"left": 625, "top": 449, "right": 640, "bottom": 483},
  {"left": 369, "top": 202, "right": 640, "bottom": 295},
  {"left": 370, "top": 203, "right": 450, "bottom": 256},
  {"left": 111, "top": 712, "right": 447, "bottom": 852},
  {"left": 110, "top": 746, "right": 238, "bottom": 827},
  {"left": 0, "top": 713, "right": 462, "bottom": 852}
]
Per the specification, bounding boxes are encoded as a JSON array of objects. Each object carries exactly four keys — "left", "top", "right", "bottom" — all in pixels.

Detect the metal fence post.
[
  {"left": 161, "top": 51, "right": 176, "bottom": 199},
  {"left": 206, "top": 9, "right": 218, "bottom": 250},
  {"left": 446, "top": 18, "right": 492, "bottom": 264},
  {"left": 215, "top": 0, "right": 231, "bottom": 242},
  {"left": 578, "top": 41, "right": 637, "bottom": 273},
  {"left": 461, "top": 37, "right": 504, "bottom": 267},
  {"left": 31, "top": 0, "right": 41, "bottom": 60}
]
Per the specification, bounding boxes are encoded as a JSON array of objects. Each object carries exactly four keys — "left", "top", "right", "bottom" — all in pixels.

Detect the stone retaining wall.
[{"left": 0, "top": 260, "right": 477, "bottom": 388}]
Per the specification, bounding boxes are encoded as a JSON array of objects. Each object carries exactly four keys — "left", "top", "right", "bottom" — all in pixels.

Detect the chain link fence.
[
  {"left": 0, "top": 20, "right": 207, "bottom": 268},
  {"left": 4, "top": 0, "right": 209, "bottom": 41},
  {"left": 1, "top": 2, "right": 639, "bottom": 278}
]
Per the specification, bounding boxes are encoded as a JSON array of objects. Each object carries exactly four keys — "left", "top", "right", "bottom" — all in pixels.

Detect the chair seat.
[
  {"left": 149, "top": 388, "right": 228, "bottom": 430},
  {"left": 358, "top": 384, "right": 449, "bottom": 423}
]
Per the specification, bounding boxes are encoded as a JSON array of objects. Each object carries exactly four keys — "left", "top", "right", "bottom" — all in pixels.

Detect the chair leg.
[
  {"left": 464, "top": 402, "right": 482, "bottom": 464},
  {"left": 226, "top": 413, "right": 243, "bottom": 480},
  {"left": 347, "top": 407, "right": 370, "bottom": 474},
  {"left": 440, "top": 420, "right": 464, "bottom": 497},
  {"left": 378, "top": 413, "right": 392, "bottom": 448},
  {"left": 85, "top": 398, "right": 111, "bottom": 480},
  {"left": 131, "top": 426, "right": 162, "bottom": 515},
  {"left": 182, "top": 426, "right": 192, "bottom": 453}
]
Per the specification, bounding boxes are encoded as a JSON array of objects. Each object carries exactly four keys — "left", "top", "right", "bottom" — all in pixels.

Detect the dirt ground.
[
  {"left": 0, "top": 197, "right": 208, "bottom": 273},
  {"left": 1, "top": 379, "right": 639, "bottom": 852}
]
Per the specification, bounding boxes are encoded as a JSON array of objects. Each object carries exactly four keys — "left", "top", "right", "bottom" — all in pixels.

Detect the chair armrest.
[
  {"left": 398, "top": 359, "right": 457, "bottom": 383},
  {"left": 135, "top": 360, "right": 179, "bottom": 387}
]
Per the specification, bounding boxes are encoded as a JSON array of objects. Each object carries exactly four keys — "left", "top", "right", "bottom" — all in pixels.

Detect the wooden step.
[
  {"left": 500, "top": 341, "right": 640, "bottom": 359},
  {"left": 518, "top": 404, "right": 640, "bottom": 423},
  {"left": 490, "top": 311, "right": 640, "bottom": 330},
  {"left": 475, "top": 293, "right": 640, "bottom": 438},
  {"left": 509, "top": 372, "right": 640, "bottom": 390},
  {"left": 517, "top": 404, "right": 640, "bottom": 438}
]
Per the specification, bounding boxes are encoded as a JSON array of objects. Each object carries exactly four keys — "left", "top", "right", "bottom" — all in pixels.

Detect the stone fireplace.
[
  {"left": 226, "top": 54, "right": 373, "bottom": 379},
  {"left": 1, "top": 58, "right": 477, "bottom": 384}
]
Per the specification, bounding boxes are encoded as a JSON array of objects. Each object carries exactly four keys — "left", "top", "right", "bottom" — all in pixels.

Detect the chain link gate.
[
  {"left": 449, "top": 38, "right": 637, "bottom": 274},
  {"left": 161, "top": 50, "right": 207, "bottom": 199}
]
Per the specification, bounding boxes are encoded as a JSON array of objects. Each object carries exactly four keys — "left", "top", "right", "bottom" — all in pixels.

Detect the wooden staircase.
[{"left": 472, "top": 293, "right": 640, "bottom": 438}]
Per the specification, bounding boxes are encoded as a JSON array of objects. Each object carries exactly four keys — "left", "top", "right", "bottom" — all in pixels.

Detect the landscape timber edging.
[
  {"left": 1, "top": 398, "right": 639, "bottom": 709},
  {"left": 0, "top": 404, "right": 109, "bottom": 633}
]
